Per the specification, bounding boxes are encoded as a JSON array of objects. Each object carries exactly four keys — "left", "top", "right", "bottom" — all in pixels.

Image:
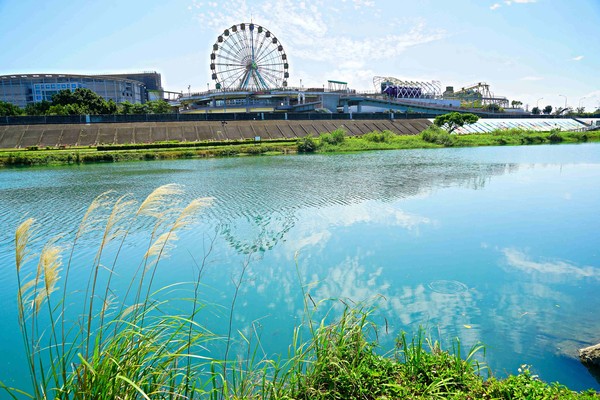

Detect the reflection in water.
[
  {"left": 209, "top": 152, "right": 517, "bottom": 255},
  {"left": 480, "top": 245, "right": 600, "bottom": 382},
  {"left": 503, "top": 248, "right": 600, "bottom": 281}
]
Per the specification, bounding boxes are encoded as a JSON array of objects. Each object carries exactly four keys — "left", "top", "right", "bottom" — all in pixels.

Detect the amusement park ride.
[
  {"left": 210, "top": 22, "right": 289, "bottom": 91},
  {"left": 176, "top": 22, "right": 514, "bottom": 116}
]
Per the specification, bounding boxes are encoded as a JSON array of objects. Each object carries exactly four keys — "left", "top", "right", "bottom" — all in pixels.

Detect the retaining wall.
[{"left": 0, "top": 119, "right": 431, "bottom": 149}]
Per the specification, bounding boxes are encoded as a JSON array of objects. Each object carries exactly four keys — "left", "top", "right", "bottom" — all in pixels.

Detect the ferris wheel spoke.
[
  {"left": 233, "top": 32, "right": 248, "bottom": 63},
  {"left": 214, "top": 52, "right": 244, "bottom": 64},
  {"left": 224, "top": 31, "right": 247, "bottom": 56},
  {"left": 259, "top": 67, "right": 280, "bottom": 81},
  {"left": 220, "top": 65, "right": 246, "bottom": 82},
  {"left": 258, "top": 71, "right": 282, "bottom": 84},
  {"left": 258, "top": 61, "right": 284, "bottom": 67},
  {"left": 230, "top": 32, "right": 251, "bottom": 63},
  {"left": 259, "top": 72, "right": 279, "bottom": 89},
  {"left": 225, "top": 70, "right": 247, "bottom": 89},
  {"left": 255, "top": 47, "right": 280, "bottom": 65},
  {"left": 221, "top": 42, "right": 246, "bottom": 67},
  {"left": 259, "top": 65, "right": 285, "bottom": 73},
  {"left": 215, "top": 63, "right": 246, "bottom": 69},
  {"left": 240, "top": 69, "right": 254, "bottom": 89},
  {"left": 216, "top": 67, "right": 246, "bottom": 77},
  {"left": 252, "top": 71, "right": 269, "bottom": 91},
  {"left": 253, "top": 30, "right": 266, "bottom": 59},
  {"left": 254, "top": 33, "right": 273, "bottom": 63},
  {"left": 258, "top": 68, "right": 281, "bottom": 84},
  {"left": 219, "top": 47, "right": 245, "bottom": 65}
]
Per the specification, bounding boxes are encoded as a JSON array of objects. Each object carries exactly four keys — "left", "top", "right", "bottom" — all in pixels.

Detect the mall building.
[{"left": 0, "top": 71, "right": 163, "bottom": 108}]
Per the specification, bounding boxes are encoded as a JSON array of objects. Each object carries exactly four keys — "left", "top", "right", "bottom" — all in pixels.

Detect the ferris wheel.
[{"left": 210, "top": 22, "right": 289, "bottom": 91}]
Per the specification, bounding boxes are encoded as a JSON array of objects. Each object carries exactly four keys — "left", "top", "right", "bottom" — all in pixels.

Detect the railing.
[
  {"left": 1, "top": 112, "right": 446, "bottom": 125},
  {"left": 3, "top": 112, "right": 598, "bottom": 126}
]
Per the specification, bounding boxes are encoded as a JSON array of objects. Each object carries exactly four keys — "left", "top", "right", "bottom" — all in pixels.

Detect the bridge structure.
[{"left": 174, "top": 88, "right": 520, "bottom": 117}]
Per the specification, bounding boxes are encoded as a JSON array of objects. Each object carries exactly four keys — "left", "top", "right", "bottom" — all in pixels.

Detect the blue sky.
[{"left": 0, "top": 0, "right": 598, "bottom": 111}]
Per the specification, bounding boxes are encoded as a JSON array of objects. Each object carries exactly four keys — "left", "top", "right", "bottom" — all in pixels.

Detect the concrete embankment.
[{"left": 0, "top": 119, "right": 430, "bottom": 148}]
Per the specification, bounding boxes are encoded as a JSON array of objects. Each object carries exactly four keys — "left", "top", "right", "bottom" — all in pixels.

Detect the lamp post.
[
  {"left": 207, "top": 83, "right": 209, "bottom": 92},
  {"left": 578, "top": 97, "right": 587, "bottom": 109},
  {"left": 536, "top": 97, "right": 543, "bottom": 109},
  {"left": 558, "top": 94, "right": 567, "bottom": 109}
]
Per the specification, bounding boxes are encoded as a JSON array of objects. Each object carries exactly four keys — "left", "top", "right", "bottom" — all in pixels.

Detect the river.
[{"left": 1, "top": 143, "right": 599, "bottom": 392}]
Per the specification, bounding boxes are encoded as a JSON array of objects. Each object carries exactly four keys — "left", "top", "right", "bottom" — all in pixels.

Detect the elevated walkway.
[{"left": 340, "top": 95, "right": 508, "bottom": 116}]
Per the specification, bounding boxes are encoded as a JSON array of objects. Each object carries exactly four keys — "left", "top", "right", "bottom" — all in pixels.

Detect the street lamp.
[
  {"left": 578, "top": 96, "right": 587, "bottom": 108},
  {"left": 558, "top": 94, "right": 567, "bottom": 109},
  {"left": 536, "top": 97, "right": 543, "bottom": 108},
  {"left": 207, "top": 83, "right": 209, "bottom": 92}
]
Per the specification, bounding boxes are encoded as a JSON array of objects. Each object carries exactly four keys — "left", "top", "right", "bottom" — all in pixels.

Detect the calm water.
[{"left": 1, "top": 143, "right": 600, "bottom": 392}]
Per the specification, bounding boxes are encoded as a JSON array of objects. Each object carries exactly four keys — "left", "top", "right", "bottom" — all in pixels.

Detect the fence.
[{"left": 2, "top": 112, "right": 597, "bottom": 126}]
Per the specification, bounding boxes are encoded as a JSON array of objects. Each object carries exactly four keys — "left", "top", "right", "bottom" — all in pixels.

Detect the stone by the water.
[{"left": 580, "top": 343, "right": 600, "bottom": 367}]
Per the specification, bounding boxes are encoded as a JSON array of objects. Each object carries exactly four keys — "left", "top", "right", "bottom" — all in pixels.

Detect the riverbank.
[{"left": 1, "top": 127, "right": 598, "bottom": 168}]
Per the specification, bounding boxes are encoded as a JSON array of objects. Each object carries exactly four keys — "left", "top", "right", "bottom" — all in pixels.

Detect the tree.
[
  {"left": 24, "top": 100, "right": 52, "bottom": 116},
  {"left": 0, "top": 100, "right": 24, "bottom": 116},
  {"left": 511, "top": 100, "right": 523, "bottom": 108},
  {"left": 576, "top": 106, "right": 586, "bottom": 114},
  {"left": 483, "top": 103, "right": 502, "bottom": 112},
  {"left": 52, "top": 88, "right": 114, "bottom": 115},
  {"left": 433, "top": 112, "right": 479, "bottom": 134},
  {"left": 543, "top": 105, "right": 553, "bottom": 115},
  {"left": 146, "top": 100, "right": 172, "bottom": 114},
  {"left": 531, "top": 107, "right": 541, "bottom": 115},
  {"left": 119, "top": 101, "right": 134, "bottom": 115},
  {"left": 131, "top": 103, "right": 149, "bottom": 114},
  {"left": 47, "top": 103, "right": 87, "bottom": 116}
]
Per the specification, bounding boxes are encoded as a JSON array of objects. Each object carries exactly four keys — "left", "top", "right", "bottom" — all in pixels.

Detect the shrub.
[
  {"left": 490, "top": 127, "right": 530, "bottom": 136},
  {"left": 421, "top": 125, "right": 455, "bottom": 146},
  {"left": 297, "top": 136, "right": 317, "bottom": 152},
  {"left": 548, "top": 128, "right": 564, "bottom": 143},
  {"left": 320, "top": 128, "right": 346, "bottom": 145},
  {"left": 363, "top": 130, "right": 395, "bottom": 143}
]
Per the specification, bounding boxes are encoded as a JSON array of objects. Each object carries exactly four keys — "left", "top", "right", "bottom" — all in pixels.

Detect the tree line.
[{"left": 0, "top": 88, "right": 173, "bottom": 116}]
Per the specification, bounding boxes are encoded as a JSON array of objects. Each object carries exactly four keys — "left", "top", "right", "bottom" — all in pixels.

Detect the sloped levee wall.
[{"left": 0, "top": 120, "right": 431, "bottom": 149}]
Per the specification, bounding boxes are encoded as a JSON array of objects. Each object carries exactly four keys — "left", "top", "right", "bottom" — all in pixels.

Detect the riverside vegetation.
[
  {"left": 1, "top": 185, "right": 599, "bottom": 399},
  {"left": 1, "top": 125, "right": 599, "bottom": 168}
]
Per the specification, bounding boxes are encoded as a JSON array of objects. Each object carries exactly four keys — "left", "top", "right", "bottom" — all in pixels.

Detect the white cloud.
[
  {"left": 520, "top": 76, "right": 544, "bottom": 81},
  {"left": 490, "top": 3, "right": 502, "bottom": 10},
  {"left": 505, "top": 0, "right": 537, "bottom": 4},
  {"left": 353, "top": 0, "right": 375, "bottom": 9},
  {"left": 572, "top": 55, "right": 584, "bottom": 61}
]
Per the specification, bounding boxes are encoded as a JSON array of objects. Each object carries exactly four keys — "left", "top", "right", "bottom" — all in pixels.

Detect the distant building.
[{"left": 0, "top": 72, "right": 163, "bottom": 108}]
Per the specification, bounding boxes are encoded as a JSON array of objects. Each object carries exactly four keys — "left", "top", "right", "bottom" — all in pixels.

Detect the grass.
[
  {"left": 2, "top": 186, "right": 600, "bottom": 399},
  {"left": 310, "top": 126, "right": 599, "bottom": 154},
  {"left": 0, "top": 141, "right": 298, "bottom": 167}
]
